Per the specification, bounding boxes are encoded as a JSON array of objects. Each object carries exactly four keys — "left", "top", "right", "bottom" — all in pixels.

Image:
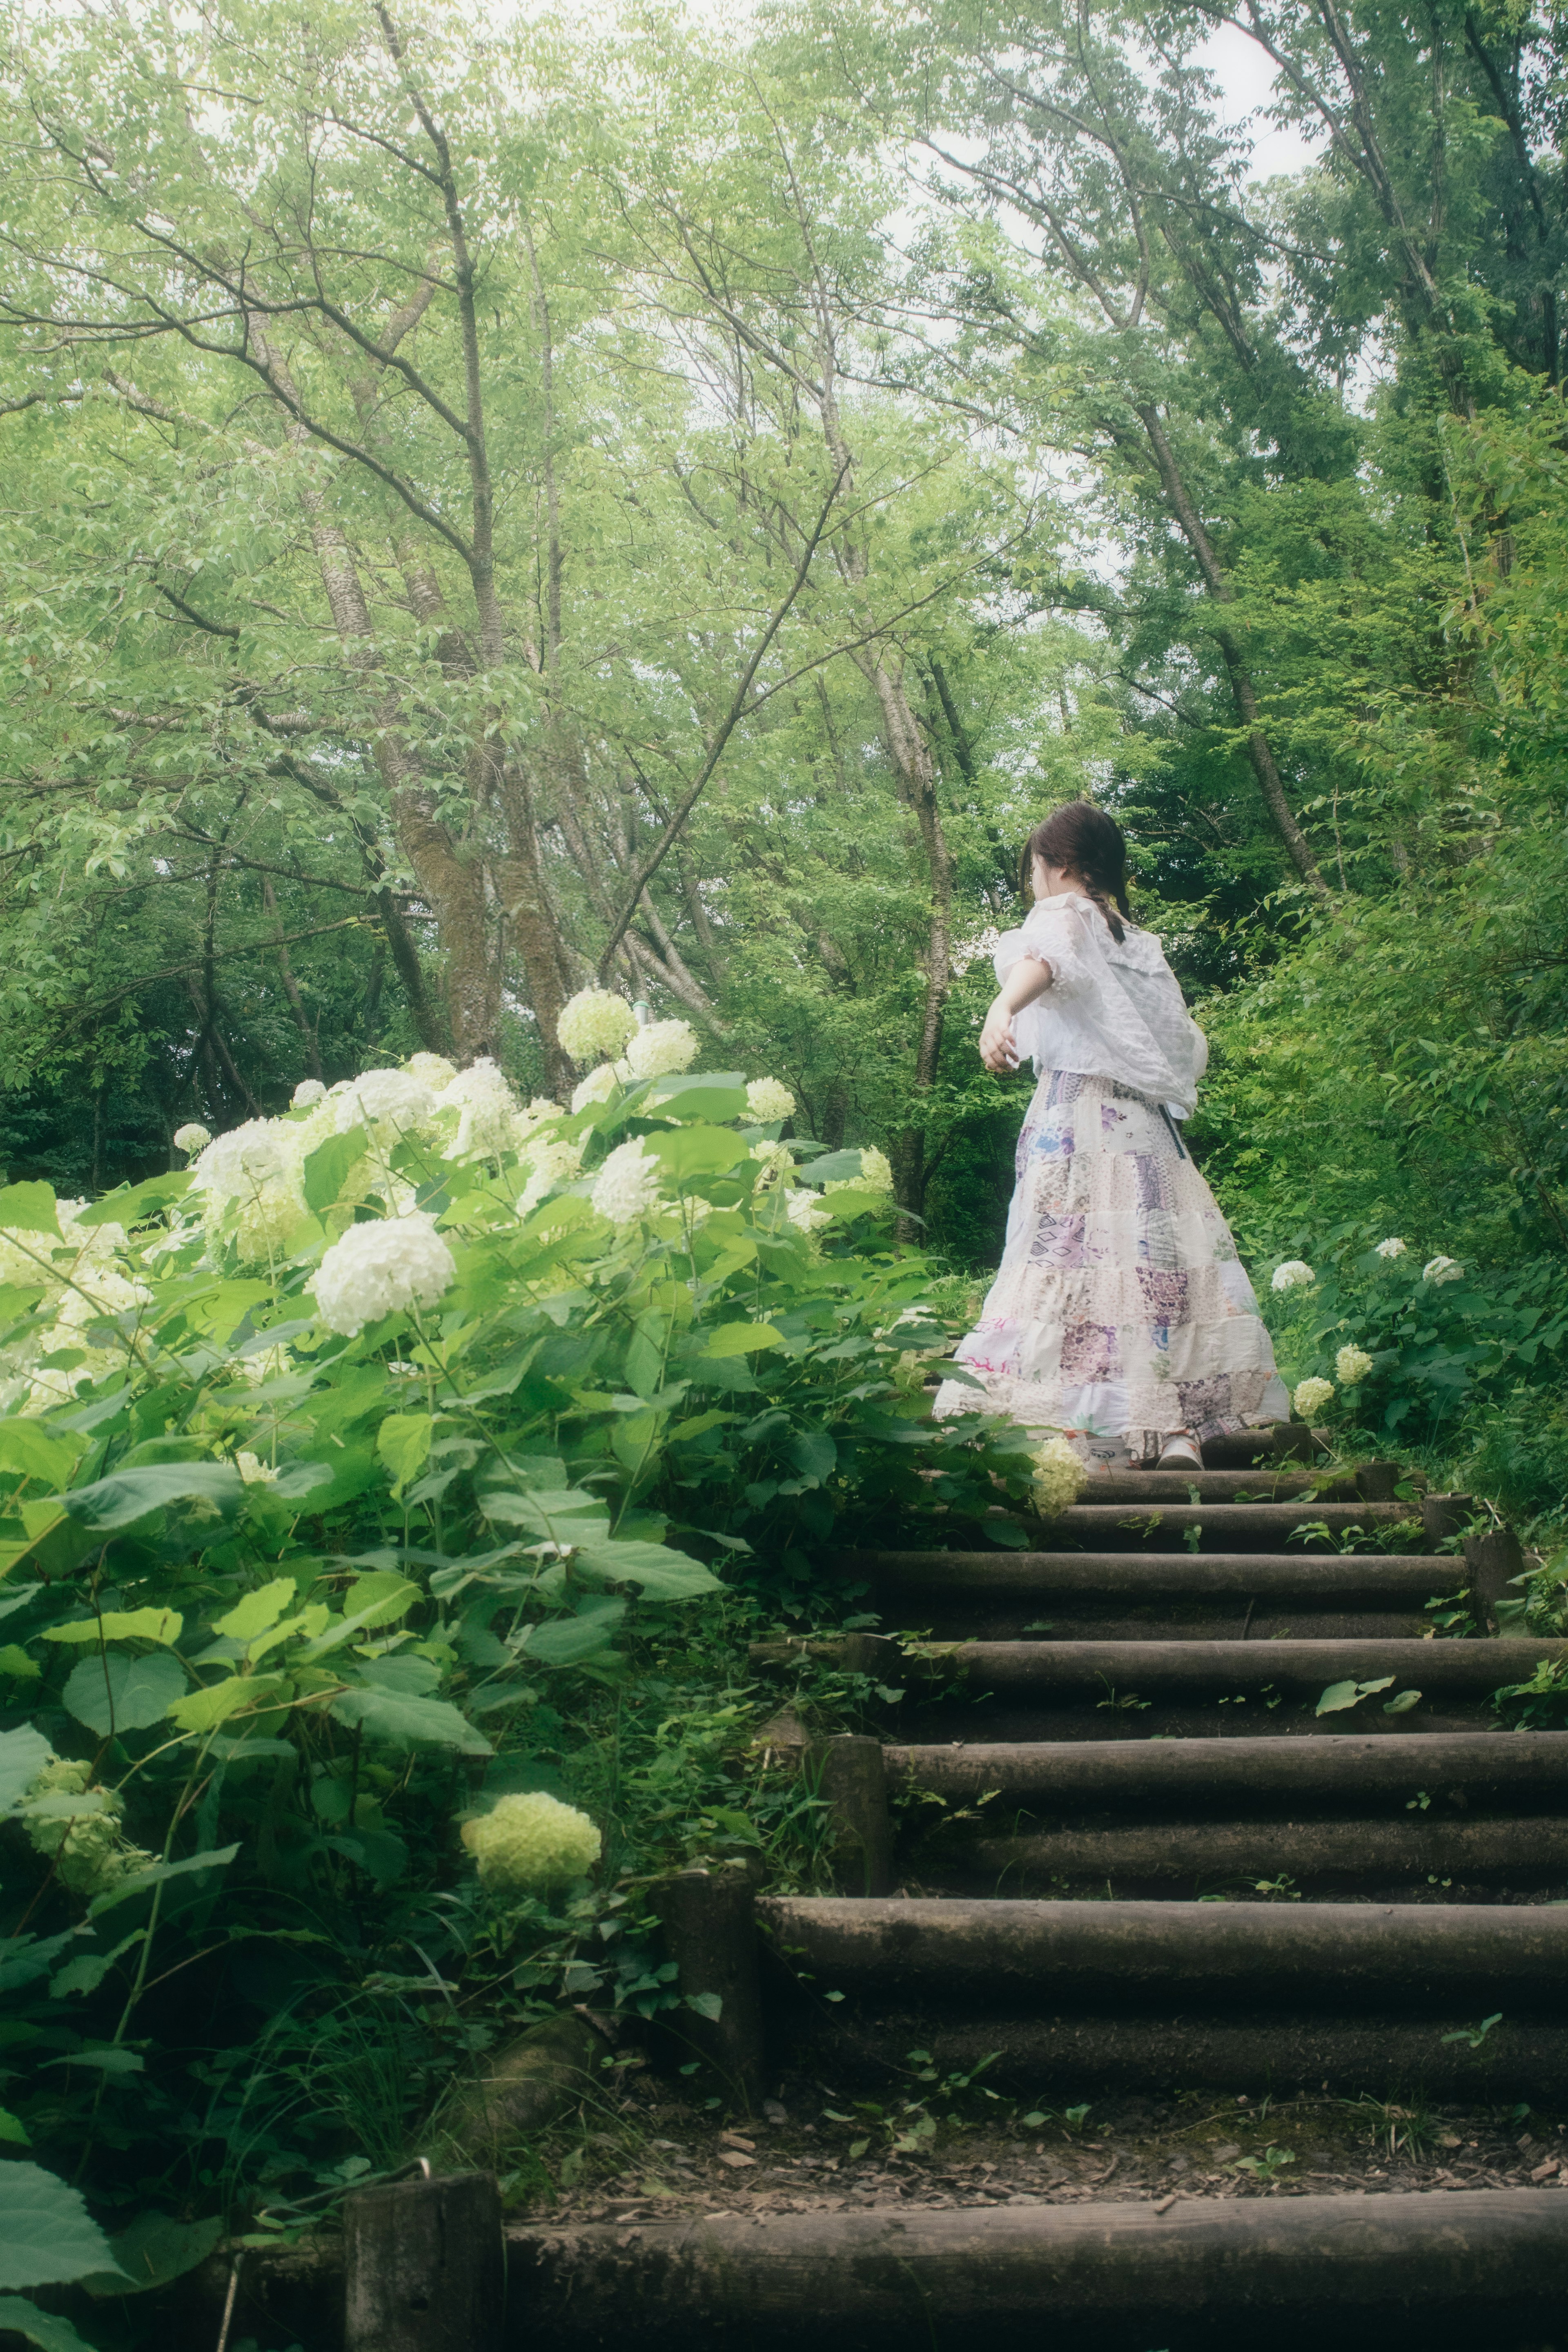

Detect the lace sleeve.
[{"left": 995, "top": 901, "right": 1091, "bottom": 1000}]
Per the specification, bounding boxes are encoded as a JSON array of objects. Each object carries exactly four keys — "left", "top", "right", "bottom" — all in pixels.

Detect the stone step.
[
  {"left": 863, "top": 1550, "right": 1460, "bottom": 1599},
  {"left": 885, "top": 1728, "right": 1568, "bottom": 1806},
  {"left": 942, "top": 1815, "right": 1568, "bottom": 1886},
  {"left": 1075, "top": 1466, "right": 1404, "bottom": 1504},
  {"left": 757, "top": 1895, "right": 1568, "bottom": 2007},
  {"left": 501, "top": 2192, "right": 1568, "bottom": 2350},
  {"left": 1025, "top": 1501, "right": 1421, "bottom": 1551},
  {"left": 929, "top": 1636, "right": 1557, "bottom": 1696}
]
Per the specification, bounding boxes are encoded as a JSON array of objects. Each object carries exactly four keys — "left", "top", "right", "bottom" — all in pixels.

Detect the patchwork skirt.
[{"left": 934, "top": 1069, "right": 1288, "bottom": 1458}]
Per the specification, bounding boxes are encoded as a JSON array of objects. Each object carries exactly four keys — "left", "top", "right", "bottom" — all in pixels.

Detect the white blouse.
[{"left": 997, "top": 891, "right": 1209, "bottom": 1117}]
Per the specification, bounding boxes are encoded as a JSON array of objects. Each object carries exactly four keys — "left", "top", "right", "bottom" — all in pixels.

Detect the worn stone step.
[
  {"left": 863, "top": 1550, "right": 1460, "bottom": 1599},
  {"left": 931, "top": 1637, "right": 1558, "bottom": 1696},
  {"left": 758, "top": 1895, "right": 1568, "bottom": 2007},
  {"left": 788, "top": 2009, "right": 1568, "bottom": 2103},
  {"left": 910, "top": 1612, "right": 1436, "bottom": 1645},
  {"left": 499, "top": 2192, "right": 1568, "bottom": 2351},
  {"left": 942, "top": 1815, "right": 1568, "bottom": 1885},
  {"left": 1078, "top": 1466, "right": 1404, "bottom": 1504},
  {"left": 886, "top": 1728, "right": 1568, "bottom": 1807},
  {"left": 1027, "top": 1502, "right": 1421, "bottom": 1551}
]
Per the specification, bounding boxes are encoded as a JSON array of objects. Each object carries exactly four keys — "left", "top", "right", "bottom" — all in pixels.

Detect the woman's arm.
[{"left": 978, "top": 953, "right": 1053, "bottom": 1073}]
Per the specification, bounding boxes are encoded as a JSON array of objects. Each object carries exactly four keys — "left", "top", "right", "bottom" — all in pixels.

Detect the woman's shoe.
[{"left": 1156, "top": 1432, "right": 1204, "bottom": 1470}]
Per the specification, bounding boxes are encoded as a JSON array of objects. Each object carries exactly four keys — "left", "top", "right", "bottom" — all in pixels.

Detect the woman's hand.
[{"left": 979, "top": 998, "right": 1019, "bottom": 1072}]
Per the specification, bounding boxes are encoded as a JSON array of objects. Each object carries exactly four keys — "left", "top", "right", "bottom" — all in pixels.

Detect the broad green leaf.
[
  {"left": 70, "top": 1173, "right": 192, "bottom": 1230},
  {"left": 1315, "top": 1675, "right": 1396, "bottom": 1717},
  {"left": 1383, "top": 1688, "right": 1423, "bottom": 1714},
  {"left": 270, "top": 1461, "right": 335, "bottom": 1503},
  {"left": 302, "top": 1131, "right": 368, "bottom": 1214},
  {"left": 84, "top": 2211, "right": 223, "bottom": 2298},
  {"left": 376, "top": 1412, "right": 432, "bottom": 1498},
  {"left": 573, "top": 1537, "right": 721, "bottom": 1599},
  {"left": 57, "top": 1463, "right": 243, "bottom": 1533},
  {"left": 703, "top": 1322, "right": 783, "bottom": 1358},
  {"left": 87, "top": 1845, "right": 239, "bottom": 1918},
  {"left": 793, "top": 1149, "right": 869, "bottom": 1183},
  {"left": 0, "top": 2297, "right": 102, "bottom": 2352},
  {"left": 0, "top": 1185, "right": 62, "bottom": 1241},
  {"left": 0, "top": 1424, "right": 80, "bottom": 1488},
  {"left": 41, "top": 2049, "right": 144, "bottom": 2076},
  {"left": 167, "top": 1676, "right": 285, "bottom": 1734},
  {"left": 214, "top": 1579, "right": 295, "bottom": 1644},
  {"left": 0, "top": 2108, "right": 29, "bottom": 2145},
  {"left": 64, "top": 1652, "right": 186, "bottom": 1736},
  {"left": 0, "top": 1725, "right": 53, "bottom": 1814},
  {"left": 329, "top": 1687, "right": 490, "bottom": 1755},
  {"left": 42, "top": 1609, "right": 182, "bottom": 1648},
  {"left": 339, "top": 1572, "right": 420, "bottom": 1629},
  {"left": 643, "top": 1074, "right": 750, "bottom": 1120},
  {"left": 525, "top": 1604, "right": 626, "bottom": 1665},
  {"left": 642, "top": 1126, "right": 751, "bottom": 1182},
  {"left": 0, "top": 2163, "right": 126, "bottom": 2290}
]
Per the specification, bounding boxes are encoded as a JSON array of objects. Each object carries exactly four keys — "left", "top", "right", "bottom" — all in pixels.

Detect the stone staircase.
[{"left": 622, "top": 1430, "right": 1568, "bottom": 2344}]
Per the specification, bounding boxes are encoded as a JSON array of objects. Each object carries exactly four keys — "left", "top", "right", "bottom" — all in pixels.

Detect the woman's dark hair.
[{"left": 1021, "top": 801, "right": 1134, "bottom": 943}]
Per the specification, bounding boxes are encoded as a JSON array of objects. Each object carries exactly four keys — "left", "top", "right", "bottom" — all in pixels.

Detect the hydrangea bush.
[
  {"left": 1259, "top": 1223, "right": 1568, "bottom": 1441},
  {"left": 0, "top": 1009, "right": 1034, "bottom": 2250}
]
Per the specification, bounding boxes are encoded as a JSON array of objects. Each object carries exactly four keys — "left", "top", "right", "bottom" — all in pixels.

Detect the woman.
[{"left": 935, "top": 802, "right": 1288, "bottom": 1473}]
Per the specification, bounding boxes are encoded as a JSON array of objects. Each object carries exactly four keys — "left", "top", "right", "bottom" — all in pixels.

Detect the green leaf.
[
  {"left": 70, "top": 1173, "right": 192, "bottom": 1230},
  {"left": 0, "top": 2108, "right": 30, "bottom": 2145},
  {"left": 794, "top": 1149, "right": 868, "bottom": 1183},
  {"left": 84, "top": 2212, "right": 223, "bottom": 2298},
  {"left": 1315, "top": 1675, "right": 1396, "bottom": 1717},
  {"left": 642, "top": 1126, "right": 751, "bottom": 1182},
  {"left": 214, "top": 1579, "right": 296, "bottom": 1644},
  {"left": 376, "top": 1412, "right": 432, "bottom": 1498},
  {"left": 685, "top": 1990, "right": 723, "bottom": 2021},
  {"left": 524, "top": 1605, "right": 626, "bottom": 1665},
  {"left": 703, "top": 1322, "right": 784, "bottom": 1358},
  {"left": 0, "top": 1725, "right": 54, "bottom": 1814},
  {"left": 0, "top": 2163, "right": 126, "bottom": 2290},
  {"left": 167, "top": 1676, "right": 285, "bottom": 1734},
  {"left": 0, "top": 1184, "right": 61, "bottom": 1241},
  {"left": 301, "top": 1131, "right": 368, "bottom": 1214},
  {"left": 0, "top": 1424, "right": 80, "bottom": 1488},
  {"left": 41, "top": 2049, "right": 144, "bottom": 2076},
  {"left": 328, "top": 1687, "right": 490, "bottom": 1755},
  {"left": 643, "top": 1074, "right": 751, "bottom": 1120},
  {"left": 64, "top": 1652, "right": 186, "bottom": 1736},
  {"left": 577, "top": 1538, "right": 720, "bottom": 1598},
  {"left": 0, "top": 2297, "right": 103, "bottom": 2352},
  {"left": 58, "top": 1463, "right": 243, "bottom": 1533},
  {"left": 1383, "top": 1688, "right": 1423, "bottom": 1714},
  {"left": 86, "top": 1846, "right": 240, "bottom": 1919},
  {"left": 339, "top": 1572, "right": 421, "bottom": 1629},
  {"left": 43, "top": 1609, "right": 182, "bottom": 1648}
]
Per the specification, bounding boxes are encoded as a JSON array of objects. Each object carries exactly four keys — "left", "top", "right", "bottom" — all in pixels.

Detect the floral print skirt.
[{"left": 934, "top": 1069, "right": 1288, "bottom": 1459}]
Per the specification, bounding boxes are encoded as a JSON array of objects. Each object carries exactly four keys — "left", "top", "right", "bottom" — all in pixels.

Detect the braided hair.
[{"left": 1020, "top": 802, "right": 1135, "bottom": 944}]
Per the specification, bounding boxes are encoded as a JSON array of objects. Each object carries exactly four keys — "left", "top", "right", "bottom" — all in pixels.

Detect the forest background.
[
  {"left": 1, "top": 0, "right": 1568, "bottom": 2310},
  {"left": 2, "top": 0, "right": 1566, "bottom": 1472}
]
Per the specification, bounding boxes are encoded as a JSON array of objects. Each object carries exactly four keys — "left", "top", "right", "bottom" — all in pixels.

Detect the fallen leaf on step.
[{"left": 719, "top": 2151, "right": 757, "bottom": 2169}]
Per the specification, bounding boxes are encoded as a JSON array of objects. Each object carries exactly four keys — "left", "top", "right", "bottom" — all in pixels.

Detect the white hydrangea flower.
[
  {"left": 570, "top": 1064, "right": 620, "bottom": 1113},
  {"left": 512, "top": 1096, "right": 565, "bottom": 1146},
  {"left": 236, "top": 1450, "right": 280, "bottom": 1485},
  {"left": 857, "top": 1145, "right": 895, "bottom": 1195},
  {"left": 1374, "top": 1236, "right": 1406, "bottom": 1260},
  {"left": 290, "top": 1080, "right": 326, "bottom": 1109},
  {"left": 516, "top": 1135, "right": 585, "bottom": 1217},
  {"left": 557, "top": 988, "right": 637, "bottom": 1066},
  {"left": 333, "top": 1067, "right": 437, "bottom": 1139},
  {"left": 1335, "top": 1345, "right": 1374, "bottom": 1386},
  {"left": 786, "top": 1187, "right": 829, "bottom": 1234},
  {"left": 192, "top": 1118, "right": 292, "bottom": 1201},
  {"left": 406, "top": 1052, "right": 458, "bottom": 1092},
  {"left": 746, "top": 1077, "right": 795, "bottom": 1123},
  {"left": 1423, "top": 1255, "right": 1463, "bottom": 1284},
  {"left": 590, "top": 1139, "right": 662, "bottom": 1227},
  {"left": 440, "top": 1057, "right": 519, "bottom": 1158},
  {"left": 1030, "top": 1433, "right": 1087, "bottom": 1518},
  {"left": 461, "top": 1791, "right": 601, "bottom": 1891},
  {"left": 310, "top": 1210, "right": 456, "bottom": 1337},
  {"left": 625, "top": 1018, "right": 698, "bottom": 1083},
  {"left": 1293, "top": 1374, "right": 1335, "bottom": 1419},
  {"left": 230, "top": 1178, "right": 301, "bottom": 1266},
  {"left": 173, "top": 1122, "right": 211, "bottom": 1154},
  {"left": 1271, "top": 1260, "right": 1316, "bottom": 1292}
]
